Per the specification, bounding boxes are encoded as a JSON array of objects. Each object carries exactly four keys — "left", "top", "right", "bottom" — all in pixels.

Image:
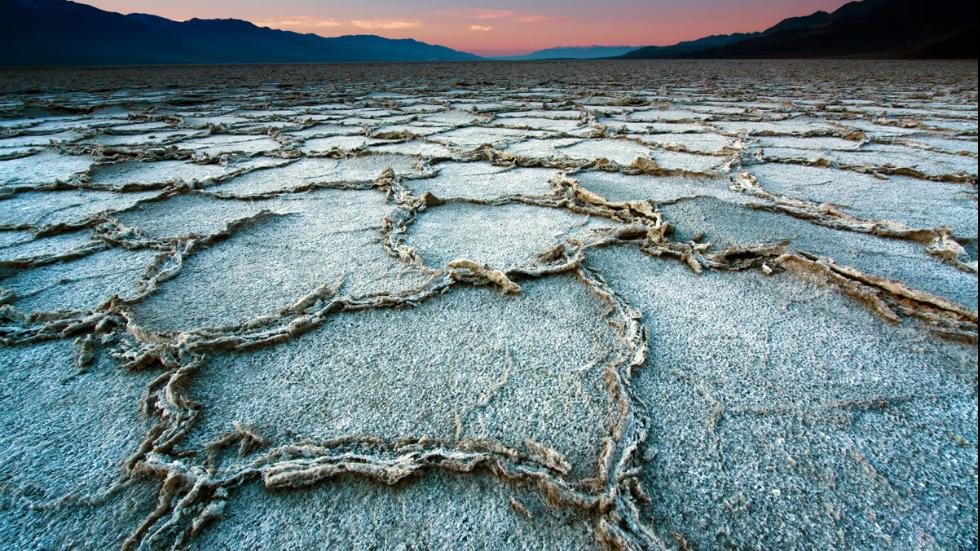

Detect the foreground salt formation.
[{"left": 0, "top": 61, "right": 977, "bottom": 549}]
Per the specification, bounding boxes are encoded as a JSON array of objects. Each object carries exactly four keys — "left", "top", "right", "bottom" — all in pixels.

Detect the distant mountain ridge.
[
  {"left": 619, "top": 33, "right": 759, "bottom": 59},
  {"left": 0, "top": 0, "right": 480, "bottom": 66},
  {"left": 3, "top": 0, "right": 975, "bottom": 67},
  {"left": 493, "top": 46, "right": 641, "bottom": 61},
  {"left": 621, "top": 0, "right": 977, "bottom": 59}
]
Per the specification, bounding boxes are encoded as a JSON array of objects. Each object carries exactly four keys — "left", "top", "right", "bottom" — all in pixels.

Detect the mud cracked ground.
[{"left": 0, "top": 60, "right": 977, "bottom": 550}]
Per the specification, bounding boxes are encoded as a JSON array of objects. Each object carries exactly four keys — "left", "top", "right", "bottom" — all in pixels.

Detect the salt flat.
[{"left": 0, "top": 61, "right": 977, "bottom": 550}]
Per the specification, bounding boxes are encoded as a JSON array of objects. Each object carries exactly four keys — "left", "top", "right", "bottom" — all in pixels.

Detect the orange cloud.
[
  {"left": 517, "top": 14, "right": 566, "bottom": 24},
  {"left": 253, "top": 17, "right": 341, "bottom": 29},
  {"left": 441, "top": 8, "right": 559, "bottom": 23},
  {"left": 351, "top": 19, "right": 420, "bottom": 30},
  {"left": 439, "top": 9, "right": 518, "bottom": 20}
]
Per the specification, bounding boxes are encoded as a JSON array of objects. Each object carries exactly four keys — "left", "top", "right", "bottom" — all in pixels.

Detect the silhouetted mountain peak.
[
  {"left": 763, "top": 10, "right": 833, "bottom": 34},
  {"left": 621, "top": 0, "right": 977, "bottom": 59},
  {"left": 125, "top": 13, "right": 175, "bottom": 26},
  {"left": 183, "top": 18, "right": 260, "bottom": 30}
]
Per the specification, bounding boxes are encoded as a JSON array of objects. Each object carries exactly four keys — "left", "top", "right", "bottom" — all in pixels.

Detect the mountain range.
[
  {"left": 493, "top": 46, "right": 642, "bottom": 61},
  {"left": 0, "top": 0, "right": 479, "bottom": 66},
  {"left": 621, "top": 0, "right": 977, "bottom": 59},
  {"left": 1, "top": 0, "right": 976, "bottom": 67}
]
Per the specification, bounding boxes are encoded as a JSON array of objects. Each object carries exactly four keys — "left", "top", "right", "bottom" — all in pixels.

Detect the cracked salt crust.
[
  {"left": 588, "top": 245, "right": 976, "bottom": 549},
  {"left": 0, "top": 60, "right": 976, "bottom": 550}
]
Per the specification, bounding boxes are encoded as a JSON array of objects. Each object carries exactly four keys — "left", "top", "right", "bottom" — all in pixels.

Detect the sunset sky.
[{"left": 85, "top": 0, "right": 851, "bottom": 56}]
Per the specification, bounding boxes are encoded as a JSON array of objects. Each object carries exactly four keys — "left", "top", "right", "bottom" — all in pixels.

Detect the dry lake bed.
[{"left": 0, "top": 60, "right": 977, "bottom": 549}]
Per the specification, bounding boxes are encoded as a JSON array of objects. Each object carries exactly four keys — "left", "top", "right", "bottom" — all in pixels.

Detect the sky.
[{"left": 85, "top": 1, "right": 852, "bottom": 57}]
